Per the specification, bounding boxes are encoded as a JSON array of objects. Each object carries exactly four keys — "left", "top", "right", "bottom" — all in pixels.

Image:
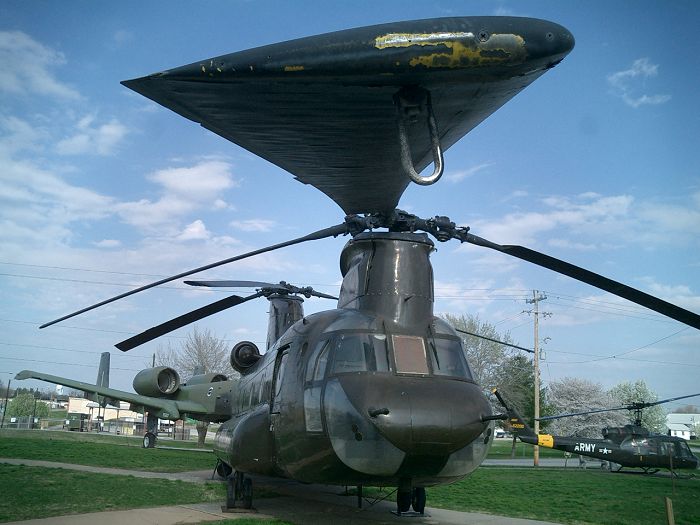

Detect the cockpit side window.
[{"left": 429, "top": 337, "right": 473, "bottom": 380}]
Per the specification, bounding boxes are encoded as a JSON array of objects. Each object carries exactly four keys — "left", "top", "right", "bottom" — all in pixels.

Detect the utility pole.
[{"left": 526, "top": 290, "right": 548, "bottom": 467}]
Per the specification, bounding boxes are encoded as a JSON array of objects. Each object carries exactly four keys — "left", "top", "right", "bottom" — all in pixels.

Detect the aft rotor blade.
[
  {"left": 115, "top": 292, "right": 262, "bottom": 351},
  {"left": 308, "top": 290, "right": 339, "bottom": 300},
  {"left": 185, "top": 280, "right": 273, "bottom": 288},
  {"left": 40, "top": 222, "right": 351, "bottom": 329},
  {"left": 464, "top": 233, "right": 700, "bottom": 330}
]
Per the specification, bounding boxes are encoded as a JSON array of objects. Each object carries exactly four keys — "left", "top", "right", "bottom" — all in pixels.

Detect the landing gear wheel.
[
  {"left": 412, "top": 487, "right": 426, "bottom": 514},
  {"left": 216, "top": 461, "right": 233, "bottom": 479},
  {"left": 142, "top": 431, "right": 156, "bottom": 448},
  {"left": 397, "top": 489, "right": 412, "bottom": 513}
]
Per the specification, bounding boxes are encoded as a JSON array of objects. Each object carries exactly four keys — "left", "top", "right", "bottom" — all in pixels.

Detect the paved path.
[{"left": 1, "top": 457, "right": 563, "bottom": 525}]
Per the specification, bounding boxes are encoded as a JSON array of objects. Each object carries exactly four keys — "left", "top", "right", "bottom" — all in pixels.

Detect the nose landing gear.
[{"left": 396, "top": 486, "right": 426, "bottom": 515}]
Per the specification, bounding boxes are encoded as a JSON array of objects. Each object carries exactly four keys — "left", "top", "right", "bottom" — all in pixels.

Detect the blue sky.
[{"left": 1, "top": 1, "right": 698, "bottom": 407}]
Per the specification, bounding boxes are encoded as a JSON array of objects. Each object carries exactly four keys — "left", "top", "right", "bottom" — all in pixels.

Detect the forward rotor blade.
[
  {"left": 465, "top": 233, "right": 700, "bottom": 330},
  {"left": 40, "top": 222, "right": 350, "bottom": 329},
  {"left": 185, "top": 280, "right": 273, "bottom": 288},
  {"left": 115, "top": 292, "right": 262, "bottom": 351}
]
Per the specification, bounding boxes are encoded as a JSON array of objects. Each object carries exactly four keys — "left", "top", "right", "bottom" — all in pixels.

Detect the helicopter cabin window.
[
  {"left": 392, "top": 335, "right": 429, "bottom": 375},
  {"left": 428, "top": 337, "right": 473, "bottom": 380},
  {"left": 329, "top": 333, "right": 390, "bottom": 375},
  {"left": 303, "top": 340, "right": 331, "bottom": 432}
]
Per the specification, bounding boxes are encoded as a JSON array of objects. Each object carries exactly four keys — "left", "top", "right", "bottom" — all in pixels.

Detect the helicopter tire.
[
  {"left": 142, "top": 432, "right": 156, "bottom": 448},
  {"left": 397, "top": 489, "right": 412, "bottom": 513},
  {"left": 411, "top": 487, "right": 426, "bottom": 514},
  {"left": 216, "top": 461, "right": 233, "bottom": 479}
]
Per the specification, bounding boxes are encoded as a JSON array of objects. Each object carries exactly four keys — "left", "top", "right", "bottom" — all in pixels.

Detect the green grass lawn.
[
  {"left": 0, "top": 464, "right": 225, "bottom": 523},
  {"left": 429, "top": 468, "right": 700, "bottom": 525},
  {"left": 0, "top": 432, "right": 215, "bottom": 472}
]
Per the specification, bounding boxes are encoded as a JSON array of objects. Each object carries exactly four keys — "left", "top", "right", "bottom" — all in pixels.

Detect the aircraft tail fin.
[
  {"left": 493, "top": 389, "right": 537, "bottom": 441},
  {"left": 93, "top": 352, "right": 120, "bottom": 408}
]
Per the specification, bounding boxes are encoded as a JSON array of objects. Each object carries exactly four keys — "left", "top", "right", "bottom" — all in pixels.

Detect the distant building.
[{"left": 665, "top": 413, "right": 699, "bottom": 440}]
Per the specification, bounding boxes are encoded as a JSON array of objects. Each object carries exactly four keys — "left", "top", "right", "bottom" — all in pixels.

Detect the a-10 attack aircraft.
[{"left": 16, "top": 14, "right": 700, "bottom": 514}]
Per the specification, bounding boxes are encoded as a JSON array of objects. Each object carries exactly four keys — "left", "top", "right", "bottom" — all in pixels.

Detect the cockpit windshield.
[
  {"left": 329, "top": 333, "right": 390, "bottom": 374},
  {"left": 428, "top": 337, "right": 473, "bottom": 380}
]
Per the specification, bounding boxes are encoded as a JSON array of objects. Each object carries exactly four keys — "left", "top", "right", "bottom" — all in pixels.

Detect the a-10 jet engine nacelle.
[{"left": 132, "top": 366, "right": 181, "bottom": 397}]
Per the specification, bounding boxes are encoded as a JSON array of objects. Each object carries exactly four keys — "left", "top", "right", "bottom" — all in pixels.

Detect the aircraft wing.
[{"left": 15, "top": 370, "right": 207, "bottom": 421}]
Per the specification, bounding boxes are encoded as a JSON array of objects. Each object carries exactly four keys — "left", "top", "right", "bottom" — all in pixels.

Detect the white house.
[{"left": 665, "top": 413, "right": 699, "bottom": 440}]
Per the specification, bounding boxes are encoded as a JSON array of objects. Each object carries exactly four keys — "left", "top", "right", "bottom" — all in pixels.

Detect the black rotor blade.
[
  {"left": 633, "top": 392, "right": 700, "bottom": 409},
  {"left": 185, "top": 280, "right": 273, "bottom": 288},
  {"left": 115, "top": 292, "right": 262, "bottom": 352},
  {"left": 40, "top": 222, "right": 350, "bottom": 329},
  {"left": 307, "top": 290, "right": 339, "bottom": 300},
  {"left": 454, "top": 328, "right": 534, "bottom": 354},
  {"left": 465, "top": 233, "right": 700, "bottom": 330},
  {"left": 186, "top": 280, "right": 338, "bottom": 300},
  {"left": 537, "top": 406, "right": 630, "bottom": 422}
]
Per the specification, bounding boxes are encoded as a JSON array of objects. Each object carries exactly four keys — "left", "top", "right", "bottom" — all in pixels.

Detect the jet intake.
[
  {"left": 230, "top": 341, "right": 261, "bottom": 374},
  {"left": 133, "top": 366, "right": 180, "bottom": 396}
]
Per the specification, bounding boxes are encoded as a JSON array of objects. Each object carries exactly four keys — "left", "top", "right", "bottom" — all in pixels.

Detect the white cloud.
[
  {"left": 55, "top": 115, "right": 128, "bottom": 156},
  {"left": 94, "top": 239, "right": 122, "bottom": 248},
  {"left": 177, "top": 219, "right": 211, "bottom": 241},
  {"left": 230, "top": 219, "right": 277, "bottom": 232},
  {"left": 0, "top": 30, "right": 80, "bottom": 100},
  {"left": 607, "top": 58, "right": 671, "bottom": 108},
  {"left": 446, "top": 163, "right": 492, "bottom": 183},
  {"left": 116, "top": 160, "right": 237, "bottom": 231}
]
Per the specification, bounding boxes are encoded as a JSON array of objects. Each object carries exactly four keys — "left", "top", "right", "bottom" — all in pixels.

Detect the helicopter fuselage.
[
  {"left": 522, "top": 431, "right": 699, "bottom": 470},
  {"left": 213, "top": 232, "right": 495, "bottom": 487}
]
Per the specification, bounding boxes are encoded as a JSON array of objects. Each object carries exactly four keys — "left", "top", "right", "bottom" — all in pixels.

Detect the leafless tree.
[{"left": 156, "top": 326, "right": 235, "bottom": 446}]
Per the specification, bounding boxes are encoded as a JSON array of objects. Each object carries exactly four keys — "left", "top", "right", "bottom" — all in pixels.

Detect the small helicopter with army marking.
[
  {"left": 16, "top": 15, "right": 700, "bottom": 514},
  {"left": 495, "top": 390, "right": 700, "bottom": 474}
]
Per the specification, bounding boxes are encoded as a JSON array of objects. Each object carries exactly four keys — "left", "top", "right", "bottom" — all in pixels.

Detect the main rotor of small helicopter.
[{"left": 538, "top": 392, "right": 700, "bottom": 427}]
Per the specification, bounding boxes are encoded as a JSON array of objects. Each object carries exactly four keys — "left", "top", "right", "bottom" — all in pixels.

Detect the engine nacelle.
[
  {"left": 186, "top": 372, "right": 228, "bottom": 385},
  {"left": 133, "top": 366, "right": 180, "bottom": 397},
  {"left": 230, "top": 341, "right": 261, "bottom": 374}
]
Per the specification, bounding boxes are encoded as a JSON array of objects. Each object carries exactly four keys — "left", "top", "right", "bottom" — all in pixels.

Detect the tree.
[
  {"left": 440, "top": 313, "right": 548, "bottom": 428},
  {"left": 546, "top": 377, "right": 627, "bottom": 438},
  {"left": 156, "top": 326, "right": 234, "bottom": 447},
  {"left": 7, "top": 392, "right": 49, "bottom": 418},
  {"left": 440, "top": 313, "right": 515, "bottom": 390},
  {"left": 608, "top": 380, "right": 666, "bottom": 433}
]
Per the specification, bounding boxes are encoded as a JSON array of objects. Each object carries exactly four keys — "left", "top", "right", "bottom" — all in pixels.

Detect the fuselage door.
[{"left": 271, "top": 348, "right": 289, "bottom": 415}]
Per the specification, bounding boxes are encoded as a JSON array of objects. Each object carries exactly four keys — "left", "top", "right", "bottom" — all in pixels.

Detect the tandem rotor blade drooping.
[
  {"left": 185, "top": 280, "right": 339, "bottom": 300},
  {"left": 115, "top": 292, "right": 263, "bottom": 351},
  {"left": 39, "top": 222, "right": 352, "bottom": 329},
  {"left": 461, "top": 232, "right": 700, "bottom": 330}
]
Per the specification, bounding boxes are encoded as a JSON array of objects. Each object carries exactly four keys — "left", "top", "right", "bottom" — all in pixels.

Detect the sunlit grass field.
[{"left": 1, "top": 429, "right": 698, "bottom": 524}]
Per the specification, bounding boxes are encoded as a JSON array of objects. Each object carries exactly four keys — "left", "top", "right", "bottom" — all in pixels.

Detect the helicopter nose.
[{"left": 335, "top": 374, "right": 490, "bottom": 455}]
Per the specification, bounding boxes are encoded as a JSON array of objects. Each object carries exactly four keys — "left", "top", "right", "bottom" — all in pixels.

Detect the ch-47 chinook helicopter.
[
  {"left": 495, "top": 390, "right": 700, "bottom": 475},
  {"left": 16, "top": 15, "right": 700, "bottom": 514}
]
